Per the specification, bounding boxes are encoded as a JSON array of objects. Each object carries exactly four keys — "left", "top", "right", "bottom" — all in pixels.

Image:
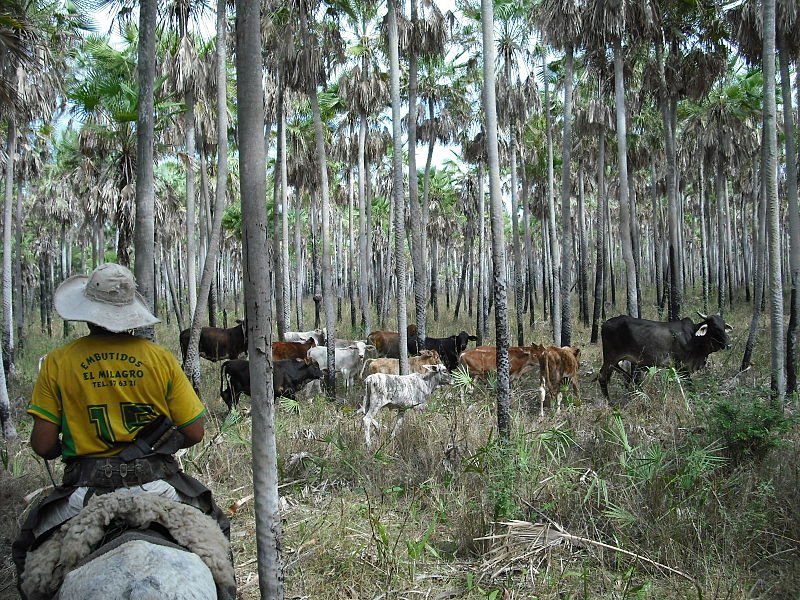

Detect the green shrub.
[{"left": 707, "top": 391, "right": 792, "bottom": 463}]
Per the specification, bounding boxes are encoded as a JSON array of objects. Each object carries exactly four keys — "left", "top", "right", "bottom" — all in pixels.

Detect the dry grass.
[{"left": 1, "top": 296, "right": 799, "bottom": 599}]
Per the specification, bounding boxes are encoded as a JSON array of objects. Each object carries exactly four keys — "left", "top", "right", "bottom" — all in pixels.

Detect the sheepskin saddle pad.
[{"left": 22, "top": 489, "right": 235, "bottom": 599}]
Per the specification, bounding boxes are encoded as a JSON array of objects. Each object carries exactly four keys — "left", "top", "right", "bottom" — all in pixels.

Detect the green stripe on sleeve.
[
  {"left": 28, "top": 406, "right": 59, "bottom": 424},
  {"left": 176, "top": 408, "right": 205, "bottom": 429}
]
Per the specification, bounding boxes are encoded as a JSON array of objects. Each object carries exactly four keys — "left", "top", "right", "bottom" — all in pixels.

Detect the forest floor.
[{"left": 1, "top": 297, "right": 799, "bottom": 599}]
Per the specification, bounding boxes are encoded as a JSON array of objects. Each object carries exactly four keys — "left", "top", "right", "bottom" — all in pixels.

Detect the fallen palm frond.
[{"left": 477, "top": 520, "right": 703, "bottom": 600}]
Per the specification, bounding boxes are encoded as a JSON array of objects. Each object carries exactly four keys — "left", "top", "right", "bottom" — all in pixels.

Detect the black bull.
[
  {"left": 219, "top": 359, "right": 323, "bottom": 410},
  {"left": 599, "top": 313, "right": 732, "bottom": 397}
]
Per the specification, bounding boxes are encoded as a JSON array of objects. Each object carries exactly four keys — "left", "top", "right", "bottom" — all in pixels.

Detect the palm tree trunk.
[
  {"left": 14, "top": 181, "right": 23, "bottom": 351},
  {"left": 578, "top": 162, "right": 589, "bottom": 327},
  {"left": 164, "top": 245, "right": 185, "bottom": 330},
  {"left": 273, "top": 79, "right": 288, "bottom": 341},
  {"left": 185, "top": 92, "right": 198, "bottom": 317},
  {"left": 294, "top": 194, "right": 303, "bottom": 330},
  {"left": 388, "top": 0, "right": 409, "bottom": 373},
  {"left": 544, "top": 57, "right": 561, "bottom": 345},
  {"left": 591, "top": 130, "right": 606, "bottom": 343},
  {"left": 723, "top": 179, "right": 734, "bottom": 309},
  {"left": 133, "top": 0, "right": 157, "bottom": 341},
  {"left": 629, "top": 176, "right": 642, "bottom": 316},
  {"left": 522, "top": 169, "right": 535, "bottom": 328},
  {"left": 348, "top": 172, "right": 357, "bottom": 329},
  {"left": 235, "top": 1, "right": 283, "bottom": 595},
  {"left": 697, "top": 162, "right": 708, "bottom": 313},
  {"left": 481, "top": 0, "right": 510, "bottom": 438},
  {"left": 0, "top": 336, "right": 14, "bottom": 439},
  {"left": 358, "top": 111, "right": 371, "bottom": 334},
  {"left": 184, "top": 0, "right": 231, "bottom": 392},
  {"left": 715, "top": 162, "right": 727, "bottom": 316},
  {"left": 430, "top": 233, "right": 439, "bottom": 321},
  {"left": 651, "top": 160, "right": 663, "bottom": 313},
  {"left": 762, "top": 0, "right": 785, "bottom": 405},
  {"left": 743, "top": 140, "right": 768, "bottom": 371},
  {"left": 560, "top": 45, "right": 574, "bottom": 345},
  {"left": 302, "top": 44, "right": 338, "bottom": 396},
  {"left": 407, "top": 0, "right": 426, "bottom": 345},
  {"left": 614, "top": 38, "right": 638, "bottom": 318},
  {"left": 779, "top": 38, "right": 800, "bottom": 394},
  {"left": 510, "top": 136, "right": 524, "bottom": 346},
  {"left": 454, "top": 221, "right": 472, "bottom": 319},
  {"left": 3, "top": 119, "right": 15, "bottom": 371},
  {"left": 477, "top": 165, "right": 486, "bottom": 346}
]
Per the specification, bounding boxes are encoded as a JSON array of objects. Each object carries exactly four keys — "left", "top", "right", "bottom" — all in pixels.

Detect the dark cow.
[
  {"left": 420, "top": 331, "right": 478, "bottom": 370},
  {"left": 367, "top": 324, "right": 419, "bottom": 358},
  {"left": 272, "top": 338, "right": 316, "bottom": 361},
  {"left": 219, "top": 358, "right": 324, "bottom": 411},
  {"left": 599, "top": 312, "right": 732, "bottom": 398},
  {"left": 180, "top": 319, "right": 247, "bottom": 363}
]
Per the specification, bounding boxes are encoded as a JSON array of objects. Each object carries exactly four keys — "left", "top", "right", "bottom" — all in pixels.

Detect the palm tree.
[
  {"left": 184, "top": 0, "right": 231, "bottom": 391},
  {"left": 295, "top": 0, "right": 343, "bottom": 394},
  {"left": 163, "top": 0, "right": 212, "bottom": 319},
  {"left": 585, "top": 0, "right": 656, "bottom": 319},
  {"left": 654, "top": 0, "right": 728, "bottom": 320},
  {"left": 133, "top": 0, "right": 158, "bottom": 340},
  {"left": 761, "top": 0, "right": 785, "bottom": 405},
  {"left": 338, "top": 0, "right": 388, "bottom": 334},
  {"left": 481, "top": 0, "right": 511, "bottom": 438},
  {"left": 732, "top": 0, "right": 800, "bottom": 393},
  {"left": 387, "top": 0, "right": 409, "bottom": 374},
  {"left": 235, "top": 0, "right": 283, "bottom": 594},
  {"left": 400, "top": 0, "right": 448, "bottom": 345},
  {"left": 541, "top": 57, "right": 561, "bottom": 344},
  {"left": 533, "top": 0, "right": 581, "bottom": 340},
  {"left": 495, "top": 1, "right": 532, "bottom": 346},
  {"left": 1, "top": 0, "right": 74, "bottom": 376}
]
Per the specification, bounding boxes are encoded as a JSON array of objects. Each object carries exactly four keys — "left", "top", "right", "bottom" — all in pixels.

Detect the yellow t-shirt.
[{"left": 29, "top": 333, "right": 205, "bottom": 458}]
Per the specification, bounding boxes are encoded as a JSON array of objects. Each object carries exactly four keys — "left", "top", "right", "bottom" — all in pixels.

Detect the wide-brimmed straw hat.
[{"left": 54, "top": 263, "right": 160, "bottom": 332}]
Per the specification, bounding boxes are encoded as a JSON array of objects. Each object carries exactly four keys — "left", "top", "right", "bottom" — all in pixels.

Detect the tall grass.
[{"left": 1, "top": 297, "right": 798, "bottom": 599}]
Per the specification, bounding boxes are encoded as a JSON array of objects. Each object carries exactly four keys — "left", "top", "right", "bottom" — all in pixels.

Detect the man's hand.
[{"left": 31, "top": 417, "right": 62, "bottom": 459}]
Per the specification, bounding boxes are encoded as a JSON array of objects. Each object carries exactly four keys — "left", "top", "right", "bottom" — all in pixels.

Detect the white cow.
[
  {"left": 284, "top": 328, "right": 326, "bottom": 346},
  {"left": 360, "top": 364, "right": 451, "bottom": 447},
  {"left": 307, "top": 341, "right": 374, "bottom": 389}
]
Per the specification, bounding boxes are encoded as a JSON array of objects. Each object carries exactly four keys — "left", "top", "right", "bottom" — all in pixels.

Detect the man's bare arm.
[
  {"left": 31, "top": 417, "right": 61, "bottom": 459},
  {"left": 179, "top": 417, "right": 204, "bottom": 448}
]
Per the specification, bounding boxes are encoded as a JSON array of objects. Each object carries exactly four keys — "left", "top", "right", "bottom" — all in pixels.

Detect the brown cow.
[
  {"left": 367, "top": 324, "right": 419, "bottom": 358},
  {"left": 459, "top": 344, "right": 545, "bottom": 381},
  {"left": 272, "top": 338, "right": 316, "bottom": 361},
  {"left": 180, "top": 319, "right": 247, "bottom": 363},
  {"left": 361, "top": 350, "right": 443, "bottom": 377},
  {"left": 537, "top": 346, "right": 580, "bottom": 418}
]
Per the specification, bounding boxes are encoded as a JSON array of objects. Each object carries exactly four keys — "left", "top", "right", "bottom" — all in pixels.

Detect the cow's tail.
[{"left": 219, "top": 361, "right": 228, "bottom": 402}]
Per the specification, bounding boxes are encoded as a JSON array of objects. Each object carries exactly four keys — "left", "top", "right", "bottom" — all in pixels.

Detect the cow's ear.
[
  {"left": 695, "top": 324, "right": 709, "bottom": 337},
  {"left": 468, "top": 336, "right": 478, "bottom": 341},
  {"left": 724, "top": 323, "right": 733, "bottom": 332}
]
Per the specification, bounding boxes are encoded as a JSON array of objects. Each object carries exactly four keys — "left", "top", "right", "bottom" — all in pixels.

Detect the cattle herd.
[{"left": 179, "top": 311, "right": 733, "bottom": 446}]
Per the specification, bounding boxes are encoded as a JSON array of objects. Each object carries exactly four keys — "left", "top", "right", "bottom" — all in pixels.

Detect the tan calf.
[
  {"left": 361, "top": 350, "right": 442, "bottom": 378},
  {"left": 537, "top": 346, "right": 580, "bottom": 417}
]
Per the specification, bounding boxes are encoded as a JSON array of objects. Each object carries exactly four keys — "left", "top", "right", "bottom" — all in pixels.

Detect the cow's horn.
[{"left": 696, "top": 310, "right": 708, "bottom": 320}]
